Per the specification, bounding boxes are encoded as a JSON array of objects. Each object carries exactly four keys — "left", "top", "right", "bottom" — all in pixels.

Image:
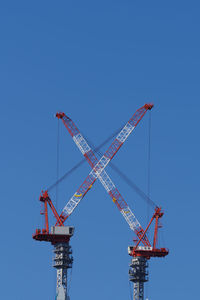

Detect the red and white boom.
[{"left": 56, "top": 104, "right": 153, "bottom": 246}]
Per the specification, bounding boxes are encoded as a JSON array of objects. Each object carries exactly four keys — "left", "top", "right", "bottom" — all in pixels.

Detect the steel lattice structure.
[
  {"left": 33, "top": 103, "right": 168, "bottom": 300},
  {"left": 54, "top": 242, "right": 73, "bottom": 300},
  {"left": 129, "top": 256, "right": 148, "bottom": 300},
  {"left": 56, "top": 104, "right": 152, "bottom": 246}
]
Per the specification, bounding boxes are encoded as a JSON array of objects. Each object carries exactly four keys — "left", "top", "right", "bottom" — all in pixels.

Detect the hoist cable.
[
  {"left": 147, "top": 111, "right": 151, "bottom": 200},
  {"left": 56, "top": 118, "right": 60, "bottom": 209},
  {"left": 147, "top": 111, "right": 152, "bottom": 224}
]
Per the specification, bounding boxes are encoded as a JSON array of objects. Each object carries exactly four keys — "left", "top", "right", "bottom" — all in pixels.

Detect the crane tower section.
[
  {"left": 129, "top": 256, "right": 148, "bottom": 300},
  {"left": 52, "top": 227, "right": 74, "bottom": 300}
]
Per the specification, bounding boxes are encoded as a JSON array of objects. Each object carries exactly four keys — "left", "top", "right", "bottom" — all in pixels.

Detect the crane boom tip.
[{"left": 145, "top": 103, "right": 154, "bottom": 110}]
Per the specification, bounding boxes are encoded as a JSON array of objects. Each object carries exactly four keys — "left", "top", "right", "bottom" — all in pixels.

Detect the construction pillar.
[{"left": 129, "top": 256, "right": 148, "bottom": 300}]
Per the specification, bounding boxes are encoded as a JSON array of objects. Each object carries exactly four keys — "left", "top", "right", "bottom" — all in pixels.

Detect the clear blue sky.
[{"left": 0, "top": 1, "right": 199, "bottom": 299}]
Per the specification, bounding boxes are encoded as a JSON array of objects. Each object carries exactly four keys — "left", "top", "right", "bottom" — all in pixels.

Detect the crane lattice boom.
[{"left": 56, "top": 104, "right": 153, "bottom": 246}]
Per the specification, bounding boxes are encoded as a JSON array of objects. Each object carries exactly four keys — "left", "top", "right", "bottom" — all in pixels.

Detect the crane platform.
[{"left": 33, "top": 226, "right": 74, "bottom": 245}]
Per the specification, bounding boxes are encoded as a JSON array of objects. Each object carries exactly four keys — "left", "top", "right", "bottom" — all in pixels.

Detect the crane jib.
[{"left": 57, "top": 104, "right": 153, "bottom": 246}]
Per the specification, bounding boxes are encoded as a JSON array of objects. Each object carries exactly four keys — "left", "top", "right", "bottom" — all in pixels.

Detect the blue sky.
[{"left": 0, "top": 1, "right": 199, "bottom": 299}]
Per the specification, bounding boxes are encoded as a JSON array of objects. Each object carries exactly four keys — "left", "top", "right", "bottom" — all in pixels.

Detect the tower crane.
[
  {"left": 33, "top": 191, "right": 74, "bottom": 300},
  {"left": 33, "top": 104, "right": 165, "bottom": 300},
  {"left": 56, "top": 104, "right": 168, "bottom": 300}
]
